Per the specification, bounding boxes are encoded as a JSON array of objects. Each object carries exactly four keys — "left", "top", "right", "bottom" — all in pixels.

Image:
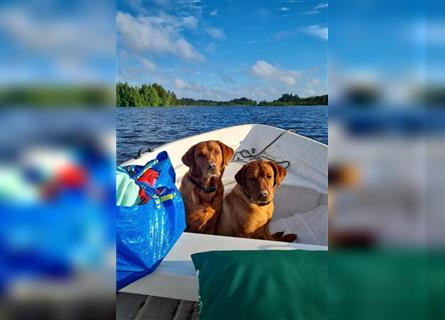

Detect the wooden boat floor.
[{"left": 117, "top": 293, "right": 199, "bottom": 320}]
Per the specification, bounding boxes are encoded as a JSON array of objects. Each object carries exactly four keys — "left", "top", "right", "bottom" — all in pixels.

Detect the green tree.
[
  {"left": 151, "top": 83, "right": 169, "bottom": 106},
  {"left": 129, "top": 86, "right": 143, "bottom": 107},
  {"left": 139, "top": 84, "right": 161, "bottom": 106},
  {"left": 116, "top": 82, "right": 132, "bottom": 107}
]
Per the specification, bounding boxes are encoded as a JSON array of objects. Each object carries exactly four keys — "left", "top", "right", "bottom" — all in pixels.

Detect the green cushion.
[{"left": 191, "top": 250, "right": 327, "bottom": 320}]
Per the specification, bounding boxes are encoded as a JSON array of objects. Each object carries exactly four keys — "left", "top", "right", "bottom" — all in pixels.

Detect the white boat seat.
[{"left": 119, "top": 232, "right": 328, "bottom": 301}]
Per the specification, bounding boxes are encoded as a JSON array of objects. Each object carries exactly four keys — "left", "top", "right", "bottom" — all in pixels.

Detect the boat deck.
[
  {"left": 117, "top": 293, "right": 199, "bottom": 320},
  {"left": 117, "top": 233, "right": 327, "bottom": 319}
]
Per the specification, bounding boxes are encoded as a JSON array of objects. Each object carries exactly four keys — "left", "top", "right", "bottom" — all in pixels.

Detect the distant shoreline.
[
  {"left": 117, "top": 82, "right": 328, "bottom": 107},
  {"left": 117, "top": 104, "right": 328, "bottom": 108}
]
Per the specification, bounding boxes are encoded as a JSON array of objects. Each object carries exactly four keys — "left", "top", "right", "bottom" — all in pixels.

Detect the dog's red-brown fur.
[
  {"left": 217, "top": 160, "right": 297, "bottom": 242},
  {"left": 179, "top": 140, "right": 234, "bottom": 234}
]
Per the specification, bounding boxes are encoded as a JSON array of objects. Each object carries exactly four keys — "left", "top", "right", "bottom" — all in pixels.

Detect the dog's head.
[
  {"left": 182, "top": 140, "right": 234, "bottom": 178},
  {"left": 235, "top": 160, "right": 287, "bottom": 205}
]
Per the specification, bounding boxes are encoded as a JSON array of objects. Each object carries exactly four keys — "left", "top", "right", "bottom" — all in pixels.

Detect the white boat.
[{"left": 119, "top": 124, "right": 328, "bottom": 301}]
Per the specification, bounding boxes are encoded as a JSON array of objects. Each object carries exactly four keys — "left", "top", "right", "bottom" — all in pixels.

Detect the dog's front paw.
[
  {"left": 281, "top": 233, "right": 298, "bottom": 243},
  {"left": 271, "top": 231, "right": 284, "bottom": 239}
]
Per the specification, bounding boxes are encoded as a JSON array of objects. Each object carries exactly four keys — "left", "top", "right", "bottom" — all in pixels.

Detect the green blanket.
[
  {"left": 192, "top": 250, "right": 327, "bottom": 320},
  {"left": 116, "top": 168, "right": 140, "bottom": 206}
]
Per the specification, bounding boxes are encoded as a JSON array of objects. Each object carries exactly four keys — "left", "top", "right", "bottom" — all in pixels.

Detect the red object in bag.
[
  {"left": 138, "top": 168, "right": 159, "bottom": 186},
  {"left": 137, "top": 168, "right": 160, "bottom": 204}
]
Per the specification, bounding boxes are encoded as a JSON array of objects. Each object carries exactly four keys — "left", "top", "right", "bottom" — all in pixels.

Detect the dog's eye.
[
  {"left": 214, "top": 149, "right": 220, "bottom": 154},
  {"left": 266, "top": 174, "right": 273, "bottom": 179},
  {"left": 198, "top": 153, "right": 205, "bottom": 157}
]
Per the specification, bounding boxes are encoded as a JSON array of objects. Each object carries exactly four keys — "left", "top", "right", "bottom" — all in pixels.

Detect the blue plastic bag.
[{"left": 116, "top": 151, "right": 185, "bottom": 290}]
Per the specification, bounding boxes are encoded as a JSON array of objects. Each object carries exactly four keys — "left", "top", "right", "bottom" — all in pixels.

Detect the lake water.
[{"left": 117, "top": 106, "right": 327, "bottom": 164}]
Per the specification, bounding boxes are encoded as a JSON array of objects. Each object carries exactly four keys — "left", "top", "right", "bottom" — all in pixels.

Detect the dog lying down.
[{"left": 179, "top": 140, "right": 297, "bottom": 242}]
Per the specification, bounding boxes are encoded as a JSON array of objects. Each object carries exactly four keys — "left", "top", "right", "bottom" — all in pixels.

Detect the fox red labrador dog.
[
  {"left": 217, "top": 160, "right": 297, "bottom": 242},
  {"left": 180, "top": 140, "right": 234, "bottom": 234}
]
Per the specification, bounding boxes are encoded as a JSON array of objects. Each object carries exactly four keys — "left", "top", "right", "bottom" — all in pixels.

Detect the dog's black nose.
[
  {"left": 208, "top": 162, "right": 216, "bottom": 170},
  {"left": 258, "top": 190, "right": 269, "bottom": 199}
]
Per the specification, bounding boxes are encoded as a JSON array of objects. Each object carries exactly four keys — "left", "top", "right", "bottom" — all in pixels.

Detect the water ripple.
[{"left": 117, "top": 106, "right": 327, "bottom": 164}]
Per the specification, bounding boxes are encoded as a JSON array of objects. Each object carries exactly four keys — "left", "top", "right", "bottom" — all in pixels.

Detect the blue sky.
[
  {"left": 0, "top": 0, "right": 443, "bottom": 97},
  {"left": 117, "top": 0, "right": 328, "bottom": 100}
]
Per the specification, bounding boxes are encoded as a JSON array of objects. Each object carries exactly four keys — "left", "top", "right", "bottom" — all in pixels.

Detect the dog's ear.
[
  {"left": 217, "top": 141, "right": 234, "bottom": 167},
  {"left": 181, "top": 145, "right": 196, "bottom": 172},
  {"left": 235, "top": 164, "right": 248, "bottom": 188},
  {"left": 268, "top": 161, "right": 287, "bottom": 187}
]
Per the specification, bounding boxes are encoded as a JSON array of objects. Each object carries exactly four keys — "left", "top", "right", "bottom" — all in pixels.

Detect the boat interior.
[{"left": 124, "top": 124, "right": 328, "bottom": 246}]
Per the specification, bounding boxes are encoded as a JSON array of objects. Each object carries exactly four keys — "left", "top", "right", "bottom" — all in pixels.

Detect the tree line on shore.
[{"left": 116, "top": 82, "right": 328, "bottom": 107}]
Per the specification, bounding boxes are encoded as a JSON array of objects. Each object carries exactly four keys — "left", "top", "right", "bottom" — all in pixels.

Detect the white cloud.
[
  {"left": 301, "top": 25, "right": 328, "bottom": 40},
  {"left": 302, "top": 2, "right": 328, "bottom": 15},
  {"left": 180, "top": 16, "right": 199, "bottom": 29},
  {"left": 280, "top": 7, "right": 290, "bottom": 12},
  {"left": 250, "top": 60, "right": 301, "bottom": 85},
  {"left": 210, "top": 9, "right": 218, "bottom": 16},
  {"left": 167, "top": 71, "right": 325, "bottom": 101},
  {"left": 173, "top": 79, "right": 232, "bottom": 100},
  {"left": 117, "top": 11, "right": 204, "bottom": 61},
  {"left": 176, "top": 38, "right": 204, "bottom": 59},
  {"left": 314, "top": 3, "right": 328, "bottom": 10},
  {"left": 275, "top": 24, "right": 328, "bottom": 41},
  {"left": 174, "top": 80, "right": 319, "bottom": 101},
  {"left": 176, "top": 0, "right": 203, "bottom": 15},
  {"left": 141, "top": 58, "right": 156, "bottom": 71},
  {"left": 174, "top": 78, "right": 188, "bottom": 89},
  {"left": 274, "top": 30, "right": 293, "bottom": 40},
  {"left": 205, "top": 27, "right": 226, "bottom": 40},
  {"left": 141, "top": 13, "right": 198, "bottom": 30}
]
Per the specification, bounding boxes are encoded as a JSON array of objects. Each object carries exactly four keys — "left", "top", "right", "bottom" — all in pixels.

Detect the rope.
[{"left": 233, "top": 129, "right": 293, "bottom": 168}]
